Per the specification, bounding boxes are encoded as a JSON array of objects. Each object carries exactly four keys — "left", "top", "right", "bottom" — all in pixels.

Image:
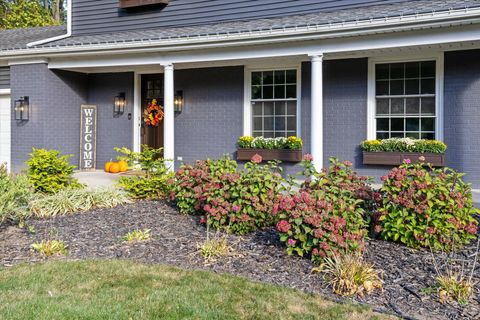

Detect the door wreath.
[{"left": 144, "top": 99, "right": 164, "bottom": 127}]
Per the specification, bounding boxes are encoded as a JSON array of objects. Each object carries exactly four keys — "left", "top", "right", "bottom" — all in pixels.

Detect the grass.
[{"left": 0, "top": 260, "right": 395, "bottom": 320}]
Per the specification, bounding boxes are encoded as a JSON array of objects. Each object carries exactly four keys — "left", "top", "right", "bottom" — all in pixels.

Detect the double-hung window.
[
  {"left": 375, "top": 61, "right": 436, "bottom": 140},
  {"left": 251, "top": 69, "right": 298, "bottom": 138}
]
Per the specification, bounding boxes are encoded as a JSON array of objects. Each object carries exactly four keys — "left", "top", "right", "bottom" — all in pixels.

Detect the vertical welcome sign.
[{"left": 80, "top": 105, "right": 97, "bottom": 170}]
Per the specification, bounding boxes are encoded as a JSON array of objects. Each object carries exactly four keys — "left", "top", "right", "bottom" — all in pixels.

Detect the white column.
[
  {"left": 163, "top": 63, "right": 175, "bottom": 171},
  {"left": 310, "top": 54, "right": 324, "bottom": 171}
]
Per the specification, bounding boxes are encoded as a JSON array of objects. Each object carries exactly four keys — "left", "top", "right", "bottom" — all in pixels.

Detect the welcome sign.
[{"left": 80, "top": 105, "right": 97, "bottom": 170}]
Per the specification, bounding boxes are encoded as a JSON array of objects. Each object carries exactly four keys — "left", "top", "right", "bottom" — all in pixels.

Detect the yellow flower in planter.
[{"left": 238, "top": 136, "right": 254, "bottom": 148}]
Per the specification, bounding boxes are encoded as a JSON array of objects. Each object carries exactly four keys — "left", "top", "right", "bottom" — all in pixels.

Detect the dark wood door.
[{"left": 141, "top": 74, "right": 164, "bottom": 149}]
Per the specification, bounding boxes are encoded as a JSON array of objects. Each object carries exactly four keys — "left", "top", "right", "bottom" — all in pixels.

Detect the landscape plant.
[
  {"left": 26, "top": 148, "right": 83, "bottom": 194},
  {"left": 361, "top": 138, "right": 447, "bottom": 153},
  {"left": 374, "top": 161, "right": 478, "bottom": 251},
  {"left": 0, "top": 164, "right": 32, "bottom": 224},
  {"left": 274, "top": 157, "right": 373, "bottom": 261},
  {"left": 115, "top": 145, "right": 174, "bottom": 199},
  {"left": 237, "top": 136, "right": 303, "bottom": 150},
  {"left": 123, "top": 229, "right": 151, "bottom": 242},
  {"left": 31, "top": 240, "right": 68, "bottom": 256}
]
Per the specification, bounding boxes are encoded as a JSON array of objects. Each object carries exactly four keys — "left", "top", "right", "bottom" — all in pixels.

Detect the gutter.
[
  {"left": 26, "top": 0, "right": 72, "bottom": 47},
  {"left": 5, "top": 4, "right": 480, "bottom": 58}
]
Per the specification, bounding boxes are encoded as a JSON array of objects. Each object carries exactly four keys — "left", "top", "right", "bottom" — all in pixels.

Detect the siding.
[
  {"left": 0, "top": 67, "right": 10, "bottom": 89},
  {"left": 444, "top": 49, "right": 480, "bottom": 188},
  {"left": 72, "top": 0, "right": 408, "bottom": 35}
]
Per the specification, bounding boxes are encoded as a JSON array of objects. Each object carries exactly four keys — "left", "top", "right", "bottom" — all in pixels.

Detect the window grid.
[
  {"left": 375, "top": 61, "right": 436, "bottom": 140},
  {"left": 251, "top": 70, "right": 297, "bottom": 138}
]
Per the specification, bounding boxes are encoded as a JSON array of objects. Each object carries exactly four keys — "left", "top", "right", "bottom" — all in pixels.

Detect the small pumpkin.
[
  {"left": 109, "top": 162, "right": 120, "bottom": 174},
  {"left": 104, "top": 161, "right": 114, "bottom": 172},
  {"left": 118, "top": 160, "right": 128, "bottom": 172}
]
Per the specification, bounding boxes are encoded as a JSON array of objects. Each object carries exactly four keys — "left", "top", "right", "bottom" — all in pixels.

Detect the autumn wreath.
[{"left": 144, "top": 99, "right": 164, "bottom": 126}]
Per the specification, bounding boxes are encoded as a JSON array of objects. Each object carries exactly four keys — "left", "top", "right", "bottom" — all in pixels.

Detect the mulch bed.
[{"left": 0, "top": 200, "right": 478, "bottom": 320}]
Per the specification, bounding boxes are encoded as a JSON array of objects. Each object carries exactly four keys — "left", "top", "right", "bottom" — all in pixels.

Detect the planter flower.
[
  {"left": 361, "top": 138, "right": 447, "bottom": 166},
  {"left": 236, "top": 136, "right": 303, "bottom": 162}
]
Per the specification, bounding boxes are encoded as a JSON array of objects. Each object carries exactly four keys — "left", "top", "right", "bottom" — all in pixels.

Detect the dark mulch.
[{"left": 0, "top": 200, "right": 479, "bottom": 320}]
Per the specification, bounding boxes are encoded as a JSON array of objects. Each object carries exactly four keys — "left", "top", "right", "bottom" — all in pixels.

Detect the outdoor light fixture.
[
  {"left": 14, "top": 96, "right": 29, "bottom": 121},
  {"left": 114, "top": 92, "right": 126, "bottom": 116},
  {"left": 174, "top": 90, "right": 184, "bottom": 113}
]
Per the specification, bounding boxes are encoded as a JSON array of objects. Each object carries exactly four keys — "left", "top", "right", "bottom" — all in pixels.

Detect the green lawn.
[{"left": 0, "top": 260, "right": 394, "bottom": 320}]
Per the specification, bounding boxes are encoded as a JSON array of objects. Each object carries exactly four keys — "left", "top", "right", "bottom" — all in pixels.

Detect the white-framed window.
[
  {"left": 367, "top": 55, "right": 444, "bottom": 141},
  {"left": 244, "top": 66, "right": 301, "bottom": 138}
]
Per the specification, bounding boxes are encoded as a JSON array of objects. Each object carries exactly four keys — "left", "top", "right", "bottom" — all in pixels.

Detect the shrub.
[
  {"left": 115, "top": 145, "right": 174, "bottom": 199},
  {"left": 0, "top": 164, "right": 32, "bottom": 224},
  {"left": 31, "top": 240, "right": 68, "bottom": 256},
  {"left": 172, "top": 155, "right": 238, "bottom": 215},
  {"left": 361, "top": 138, "right": 447, "bottom": 153},
  {"left": 317, "top": 254, "right": 383, "bottom": 297},
  {"left": 436, "top": 274, "right": 474, "bottom": 305},
  {"left": 237, "top": 136, "right": 303, "bottom": 150},
  {"left": 204, "top": 158, "right": 283, "bottom": 234},
  {"left": 26, "top": 148, "right": 82, "bottom": 194},
  {"left": 198, "top": 228, "right": 232, "bottom": 261},
  {"left": 123, "top": 229, "right": 151, "bottom": 242},
  {"left": 29, "top": 188, "right": 132, "bottom": 218},
  {"left": 375, "top": 162, "right": 478, "bottom": 251},
  {"left": 274, "top": 157, "right": 372, "bottom": 261}
]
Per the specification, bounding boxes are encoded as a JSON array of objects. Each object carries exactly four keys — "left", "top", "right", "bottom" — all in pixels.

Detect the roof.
[
  {"left": 0, "top": 0, "right": 479, "bottom": 52},
  {"left": 35, "top": 0, "right": 480, "bottom": 49},
  {"left": 0, "top": 25, "right": 66, "bottom": 51}
]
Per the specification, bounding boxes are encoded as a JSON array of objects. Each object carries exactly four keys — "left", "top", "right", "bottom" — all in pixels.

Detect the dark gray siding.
[
  {"left": 72, "top": 0, "right": 408, "bottom": 35},
  {"left": 0, "top": 67, "right": 10, "bottom": 89},
  {"left": 444, "top": 50, "right": 480, "bottom": 188},
  {"left": 174, "top": 66, "right": 244, "bottom": 167},
  {"left": 87, "top": 73, "right": 134, "bottom": 166},
  {"left": 10, "top": 64, "right": 88, "bottom": 171}
]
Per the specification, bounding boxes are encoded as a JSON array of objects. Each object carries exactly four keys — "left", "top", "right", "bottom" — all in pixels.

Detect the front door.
[{"left": 141, "top": 74, "right": 164, "bottom": 149}]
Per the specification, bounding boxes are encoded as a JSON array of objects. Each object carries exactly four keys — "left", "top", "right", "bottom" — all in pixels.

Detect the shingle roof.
[
  {"left": 0, "top": 25, "right": 66, "bottom": 51},
  {"left": 0, "top": 0, "right": 479, "bottom": 52},
  {"left": 35, "top": 0, "right": 480, "bottom": 49}
]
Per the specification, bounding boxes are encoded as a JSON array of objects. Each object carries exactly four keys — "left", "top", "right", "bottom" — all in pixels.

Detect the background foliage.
[{"left": 0, "top": 0, "right": 65, "bottom": 29}]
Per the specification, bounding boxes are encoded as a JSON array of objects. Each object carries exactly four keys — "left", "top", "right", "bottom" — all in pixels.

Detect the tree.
[{"left": 0, "top": 0, "right": 65, "bottom": 29}]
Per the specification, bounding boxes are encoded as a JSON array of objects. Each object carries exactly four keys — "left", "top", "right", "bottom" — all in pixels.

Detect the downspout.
[{"left": 26, "top": 0, "right": 73, "bottom": 47}]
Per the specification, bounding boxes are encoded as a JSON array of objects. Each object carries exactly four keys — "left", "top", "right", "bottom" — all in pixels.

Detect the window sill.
[
  {"left": 362, "top": 151, "right": 445, "bottom": 166},
  {"left": 237, "top": 148, "right": 302, "bottom": 163}
]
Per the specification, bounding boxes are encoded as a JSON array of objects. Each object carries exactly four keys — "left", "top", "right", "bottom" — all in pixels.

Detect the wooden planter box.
[
  {"left": 237, "top": 148, "right": 303, "bottom": 163},
  {"left": 363, "top": 151, "right": 446, "bottom": 167},
  {"left": 120, "top": 0, "right": 169, "bottom": 9}
]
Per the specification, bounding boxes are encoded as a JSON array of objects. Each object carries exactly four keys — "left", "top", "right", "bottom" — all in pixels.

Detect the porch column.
[
  {"left": 163, "top": 63, "right": 175, "bottom": 170},
  {"left": 310, "top": 54, "right": 324, "bottom": 171}
]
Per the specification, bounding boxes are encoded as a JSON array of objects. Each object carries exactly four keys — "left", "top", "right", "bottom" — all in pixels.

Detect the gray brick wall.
[
  {"left": 87, "top": 72, "right": 134, "bottom": 166},
  {"left": 10, "top": 64, "right": 88, "bottom": 171},
  {"left": 174, "top": 66, "right": 244, "bottom": 167},
  {"left": 444, "top": 49, "right": 480, "bottom": 188}
]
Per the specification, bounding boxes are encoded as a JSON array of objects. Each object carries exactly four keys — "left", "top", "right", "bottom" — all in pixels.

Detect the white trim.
[
  {"left": 133, "top": 72, "right": 141, "bottom": 153},
  {"left": 367, "top": 53, "right": 445, "bottom": 141},
  {"left": 0, "top": 91, "right": 11, "bottom": 172},
  {"left": 310, "top": 54, "right": 324, "bottom": 170},
  {"left": 0, "top": 89, "right": 11, "bottom": 95},
  {"left": 9, "top": 6, "right": 480, "bottom": 57},
  {"left": 8, "top": 58, "right": 48, "bottom": 66},
  {"left": 27, "top": 0, "right": 72, "bottom": 47},
  {"left": 243, "top": 63, "right": 302, "bottom": 138},
  {"left": 162, "top": 63, "right": 175, "bottom": 171}
]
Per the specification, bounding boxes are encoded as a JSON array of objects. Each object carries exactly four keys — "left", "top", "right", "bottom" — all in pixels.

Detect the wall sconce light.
[
  {"left": 14, "top": 96, "right": 29, "bottom": 121},
  {"left": 174, "top": 90, "right": 184, "bottom": 113},
  {"left": 114, "top": 92, "right": 126, "bottom": 116}
]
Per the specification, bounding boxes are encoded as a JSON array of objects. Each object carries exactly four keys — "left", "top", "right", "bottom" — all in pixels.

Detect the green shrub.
[
  {"left": 0, "top": 164, "right": 32, "bottom": 224},
  {"left": 26, "top": 148, "right": 82, "bottom": 194},
  {"left": 274, "top": 157, "right": 372, "bottom": 262},
  {"left": 361, "top": 138, "right": 447, "bottom": 153},
  {"left": 115, "top": 146, "right": 174, "bottom": 199},
  {"left": 173, "top": 155, "right": 238, "bottom": 215},
  {"left": 375, "top": 162, "right": 478, "bottom": 251},
  {"left": 29, "top": 188, "right": 132, "bottom": 218}
]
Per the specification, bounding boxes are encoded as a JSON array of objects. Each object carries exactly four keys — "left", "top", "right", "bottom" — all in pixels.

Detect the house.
[{"left": 0, "top": 0, "right": 480, "bottom": 187}]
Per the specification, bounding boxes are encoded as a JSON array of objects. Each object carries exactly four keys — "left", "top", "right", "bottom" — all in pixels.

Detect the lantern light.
[
  {"left": 14, "top": 96, "right": 29, "bottom": 121},
  {"left": 114, "top": 92, "right": 126, "bottom": 116}
]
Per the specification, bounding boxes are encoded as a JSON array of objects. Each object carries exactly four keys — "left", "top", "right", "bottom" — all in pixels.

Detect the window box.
[
  {"left": 237, "top": 148, "right": 303, "bottom": 162},
  {"left": 363, "top": 151, "right": 445, "bottom": 166},
  {"left": 119, "top": 0, "right": 169, "bottom": 9}
]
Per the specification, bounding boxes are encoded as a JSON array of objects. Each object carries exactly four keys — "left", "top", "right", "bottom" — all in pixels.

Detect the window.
[
  {"left": 375, "top": 61, "right": 436, "bottom": 140},
  {"left": 251, "top": 69, "right": 297, "bottom": 138}
]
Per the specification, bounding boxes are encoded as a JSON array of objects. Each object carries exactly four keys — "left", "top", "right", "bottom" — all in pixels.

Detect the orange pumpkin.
[
  {"left": 109, "top": 162, "right": 120, "bottom": 174},
  {"left": 118, "top": 160, "right": 128, "bottom": 172},
  {"left": 104, "top": 161, "right": 114, "bottom": 172}
]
